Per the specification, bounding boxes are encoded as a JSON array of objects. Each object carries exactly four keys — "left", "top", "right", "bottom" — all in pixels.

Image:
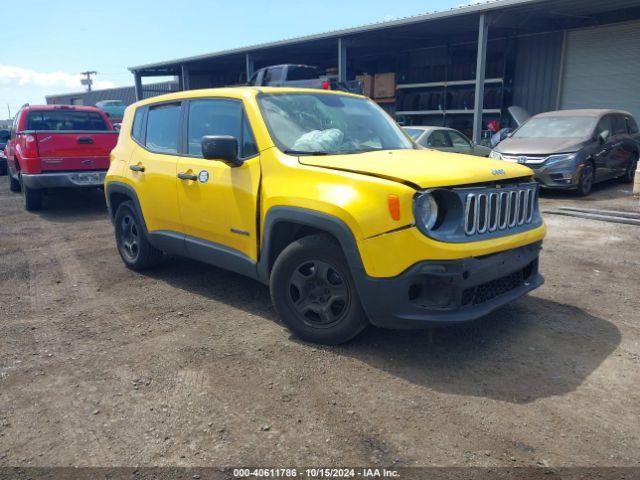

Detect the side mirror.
[
  {"left": 113, "top": 123, "right": 121, "bottom": 132},
  {"left": 598, "top": 130, "right": 610, "bottom": 143},
  {"left": 201, "top": 135, "right": 242, "bottom": 167}
]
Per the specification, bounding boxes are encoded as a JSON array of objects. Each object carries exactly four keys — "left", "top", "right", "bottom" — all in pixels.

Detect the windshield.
[
  {"left": 403, "top": 128, "right": 423, "bottom": 140},
  {"left": 258, "top": 93, "right": 413, "bottom": 154},
  {"left": 513, "top": 116, "right": 596, "bottom": 139}
]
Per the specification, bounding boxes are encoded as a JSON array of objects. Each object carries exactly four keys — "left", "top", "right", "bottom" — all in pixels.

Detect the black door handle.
[
  {"left": 177, "top": 172, "right": 198, "bottom": 181},
  {"left": 77, "top": 136, "right": 94, "bottom": 144},
  {"left": 129, "top": 164, "right": 145, "bottom": 172}
]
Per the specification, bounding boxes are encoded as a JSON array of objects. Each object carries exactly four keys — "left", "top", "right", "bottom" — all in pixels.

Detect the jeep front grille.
[{"left": 463, "top": 185, "right": 537, "bottom": 236}]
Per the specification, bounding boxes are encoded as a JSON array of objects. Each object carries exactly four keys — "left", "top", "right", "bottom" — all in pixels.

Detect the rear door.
[
  {"left": 26, "top": 109, "right": 116, "bottom": 171},
  {"left": 610, "top": 114, "right": 634, "bottom": 176},
  {"left": 128, "top": 102, "right": 182, "bottom": 234},
  {"left": 176, "top": 98, "right": 261, "bottom": 261}
]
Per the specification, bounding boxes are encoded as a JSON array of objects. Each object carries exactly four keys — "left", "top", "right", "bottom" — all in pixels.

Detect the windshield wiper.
[{"left": 283, "top": 149, "right": 331, "bottom": 156}]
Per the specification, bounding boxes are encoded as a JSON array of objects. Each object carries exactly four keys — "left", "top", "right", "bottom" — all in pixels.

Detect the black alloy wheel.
[{"left": 287, "top": 260, "right": 350, "bottom": 328}]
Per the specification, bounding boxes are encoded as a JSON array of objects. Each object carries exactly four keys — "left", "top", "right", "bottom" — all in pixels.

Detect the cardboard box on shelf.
[
  {"left": 356, "top": 74, "right": 374, "bottom": 97},
  {"left": 374, "top": 72, "right": 396, "bottom": 99}
]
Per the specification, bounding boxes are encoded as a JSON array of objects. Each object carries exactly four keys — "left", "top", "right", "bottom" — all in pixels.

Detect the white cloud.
[{"left": 0, "top": 64, "right": 116, "bottom": 91}]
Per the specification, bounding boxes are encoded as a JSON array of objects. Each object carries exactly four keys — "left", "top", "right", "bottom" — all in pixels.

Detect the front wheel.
[
  {"left": 576, "top": 162, "right": 594, "bottom": 196},
  {"left": 114, "top": 201, "right": 163, "bottom": 270},
  {"left": 270, "top": 234, "right": 368, "bottom": 345}
]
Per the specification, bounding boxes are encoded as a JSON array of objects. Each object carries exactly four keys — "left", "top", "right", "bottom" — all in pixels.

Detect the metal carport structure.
[{"left": 129, "top": 0, "right": 640, "bottom": 142}]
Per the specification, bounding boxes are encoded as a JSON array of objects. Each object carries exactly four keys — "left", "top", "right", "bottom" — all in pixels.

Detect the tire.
[
  {"left": 8, "top": 170, "right": 20, "bottom": 192},
  {"left": 617, "top": 156, "right": 637, "bottom": 184},
  {"left": 576, "top": 161, "right": 594, "bottom": 197},
  {"left": 270, "top": 234, "right": 368, "bottom": 345},
  {"left": 114, "top": 201, "right": 163, "bottom": 270},
  {"left": 21, "top": 178, "right": 43, "bottom": 211}
]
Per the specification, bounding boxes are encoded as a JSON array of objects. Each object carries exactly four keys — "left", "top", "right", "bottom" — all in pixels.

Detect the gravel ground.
[{"left": 0, "top": 177, "right": 638, "bottom": 470}]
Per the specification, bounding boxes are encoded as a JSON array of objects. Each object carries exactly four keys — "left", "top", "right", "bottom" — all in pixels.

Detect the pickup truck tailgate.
[{"left": 36, "top": 132, "right": 117, "bottom": 171}]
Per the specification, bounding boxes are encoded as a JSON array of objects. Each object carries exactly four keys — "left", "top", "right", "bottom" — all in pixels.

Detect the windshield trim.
[{"left": 256, "top": 91, "right": 414, "bottom": 155}]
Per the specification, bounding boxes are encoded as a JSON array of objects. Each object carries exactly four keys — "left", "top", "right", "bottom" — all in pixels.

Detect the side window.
[
  {"left": 131, "top": 108, "right": 145, "bottom": 143},
  {"left": 425, "top": 130, "right": 452, "bottom": 148},
  {"left": 611, "top": 115, "right": 627, "bottom": 135},
  {"left": 595, "top": 115, "right": 612, "bottom": 140},
  {"left": 145, "top": 103, "right": 181, "bottom": 154},
  {"left": 448, "top": 131, "right": 473, "bottom": 151},
  {"left": 627, "top": 116, "right": 639, "bottom": 134},
  {"left": 264, "top": 67, "right": 283, "bottom": 85},
  {"left": 187, "top": 99, "right": 258, "bottom": 158}
]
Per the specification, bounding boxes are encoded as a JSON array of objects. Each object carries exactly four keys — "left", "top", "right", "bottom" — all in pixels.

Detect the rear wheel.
[
  {"left": 576, "top": 162, "right": 594, "bottom": 196},
  {"left": 21, "top": 177, "right": 43, "bottom": 211},
  {"left": 618, "top": 156, "right": 637, "bottom": 184},
  {"left": 270, "top": 234, "right": 368, "bottom": 345},
  {"left": 114, "top": 201, "right": 163, "bottom": 270},
  {"left": 8, "top": 170, "right": 20, "bottom": 192}
]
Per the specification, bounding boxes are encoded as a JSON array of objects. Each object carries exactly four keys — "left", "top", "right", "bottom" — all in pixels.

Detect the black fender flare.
[
  {"left": 257, "top": 206, "right": 367, "bottom": 287},
  {"left": 104, "top": 181, "right": 150, "bottom": 236}
]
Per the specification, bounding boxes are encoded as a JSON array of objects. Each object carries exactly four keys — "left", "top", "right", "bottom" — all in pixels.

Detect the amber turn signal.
[{"left": 387, "top": 195, "right": 400, "bottom": 221}]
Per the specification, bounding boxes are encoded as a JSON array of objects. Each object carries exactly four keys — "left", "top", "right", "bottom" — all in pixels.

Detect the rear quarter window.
[
  {"left": 26, "top": 110, "right": 109, "bottom": 131},
  {"left": 131, "top": 108, "right": 145, "bottom": 143}
]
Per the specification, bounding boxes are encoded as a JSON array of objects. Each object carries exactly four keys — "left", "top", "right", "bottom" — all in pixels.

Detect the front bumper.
[
  {"left": 529, "top": 163, "right": 581, "bottom": 189},
  {"left": 21, "top": 171, "right": 106, "bottom": 189},
  {"left": 355, "top": 241, "right": 543, "bottom": 329}
]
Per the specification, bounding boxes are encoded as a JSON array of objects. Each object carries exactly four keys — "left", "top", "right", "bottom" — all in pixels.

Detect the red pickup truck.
[{"left": 5, "top": 104, "right": 118, "bottom": 211}]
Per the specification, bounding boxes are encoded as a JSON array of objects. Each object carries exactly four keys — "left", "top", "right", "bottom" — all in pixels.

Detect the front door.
[
  {"left": 592, "top": 115, "right": 617, "bottom": 180},
  {"left": 176, "top": 99, "right": 261, "bottom": 261}
]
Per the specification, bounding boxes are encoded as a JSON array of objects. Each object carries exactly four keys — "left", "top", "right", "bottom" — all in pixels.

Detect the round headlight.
[{"left": 414, "top": 192, "right": 439, "bottom": 231}]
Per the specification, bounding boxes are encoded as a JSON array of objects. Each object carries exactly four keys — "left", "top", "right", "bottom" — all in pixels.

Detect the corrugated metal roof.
[
  {"left": 128, "top": 0, "right": 539, "bottom": 71},
  {"left": 129, "top": 0, "right": 640, "bottom": 72}
]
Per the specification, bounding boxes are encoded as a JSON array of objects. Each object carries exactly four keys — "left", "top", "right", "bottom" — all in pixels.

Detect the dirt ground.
[{"left": 0, "top": 177, "right": 639, "bottom": 470}]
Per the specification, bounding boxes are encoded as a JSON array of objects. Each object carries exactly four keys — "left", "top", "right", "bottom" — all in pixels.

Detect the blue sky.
[{"left": 1, "top": 0, "right": 468, "bottom": 117}]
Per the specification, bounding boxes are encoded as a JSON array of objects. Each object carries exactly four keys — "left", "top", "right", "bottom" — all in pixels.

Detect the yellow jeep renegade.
[{"left": 105, "top": 87, "right": 545, "bottom": 344}]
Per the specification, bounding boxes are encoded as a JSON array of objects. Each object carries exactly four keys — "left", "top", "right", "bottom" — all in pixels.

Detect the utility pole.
[{"left": 80, "top": 71, "right": 97, "bottom": 92}]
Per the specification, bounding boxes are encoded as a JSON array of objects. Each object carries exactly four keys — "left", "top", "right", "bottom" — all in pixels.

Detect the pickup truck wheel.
[
  {"left": 21, "top": 179, "right": 43, "bottom": 211},
  {"left": 8, "top": 171, "right": 20, "bottom": 192},
  {"left": 270, "top": 234, "right": 368, "bottom": 345},
  {"left": 114, "top": 201, "right": 163, "bottom": 270}
]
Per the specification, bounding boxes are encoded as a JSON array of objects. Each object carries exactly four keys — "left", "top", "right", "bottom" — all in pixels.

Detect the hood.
[
  {"left": 298, "top": 149, "right": 533, "bottom": 189},
  {"left": 495, "top": 137, "right": 586, "bottom": 156}
]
